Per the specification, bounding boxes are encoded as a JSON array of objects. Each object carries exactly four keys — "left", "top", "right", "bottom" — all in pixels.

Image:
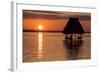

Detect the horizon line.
[{"left": 23, "top": 30, "right": 91, "bottom": 33}]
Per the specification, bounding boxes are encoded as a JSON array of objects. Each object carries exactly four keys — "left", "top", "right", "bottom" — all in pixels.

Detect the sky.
[{"left": 23, "top": 10, "right": 91, "bottom": 32}]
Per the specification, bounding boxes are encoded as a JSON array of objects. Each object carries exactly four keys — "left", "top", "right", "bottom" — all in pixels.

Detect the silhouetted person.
[
  {"left": 69, "top": 35, "right": 72, "bottom": 41},
  {"left": 65, "top": 35, "right": 68, "bottom": 39}
]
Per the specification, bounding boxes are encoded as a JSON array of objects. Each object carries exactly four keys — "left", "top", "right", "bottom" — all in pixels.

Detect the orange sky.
[{"left": 23, "top": 10, "right": 91, "bottom": 32}]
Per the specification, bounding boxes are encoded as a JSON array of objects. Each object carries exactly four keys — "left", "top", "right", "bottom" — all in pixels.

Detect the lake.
[{"left": 23, "top": 32, "right": 91, "bottom": 62}]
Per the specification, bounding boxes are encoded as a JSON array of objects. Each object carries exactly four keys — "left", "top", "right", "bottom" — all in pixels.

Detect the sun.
[{"left": 38, "top": 25, "right": 43, "bottom": 30}]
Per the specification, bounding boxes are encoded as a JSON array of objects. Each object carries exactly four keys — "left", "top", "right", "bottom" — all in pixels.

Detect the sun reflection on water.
[{"left": 38, "top": 32, "right": 43, "bottom": 60}]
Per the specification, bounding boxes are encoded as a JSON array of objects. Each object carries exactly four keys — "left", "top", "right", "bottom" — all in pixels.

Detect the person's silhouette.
[{"left": 70, "top": 35, "right": 72, "bottom": 41}]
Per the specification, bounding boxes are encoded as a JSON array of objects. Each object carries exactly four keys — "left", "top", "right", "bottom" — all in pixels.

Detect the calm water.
[{"left": 23, "top": 32, "right": 91, "bottom": 62}]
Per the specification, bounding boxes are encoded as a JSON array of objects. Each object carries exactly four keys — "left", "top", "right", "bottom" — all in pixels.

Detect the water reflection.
[
  {"left": 38, "top": 32, "right": 43, "bottom": 60},
  {"left": 63, "top": 37, "right": 83, "bottom": 60}
]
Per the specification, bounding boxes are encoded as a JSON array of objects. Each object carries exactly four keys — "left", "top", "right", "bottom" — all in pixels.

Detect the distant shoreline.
[{"left": 23, "top": 30, "right": 90, "bottom": 33}]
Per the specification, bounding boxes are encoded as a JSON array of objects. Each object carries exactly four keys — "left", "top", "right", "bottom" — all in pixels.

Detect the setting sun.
[{"left": 38, "top": 25, "right": 43, "bottom": 30}]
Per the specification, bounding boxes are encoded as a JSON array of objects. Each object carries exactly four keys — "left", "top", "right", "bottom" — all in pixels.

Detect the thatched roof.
[{"left": 63, "top": 18, "right": 85, "bottom": 34}]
